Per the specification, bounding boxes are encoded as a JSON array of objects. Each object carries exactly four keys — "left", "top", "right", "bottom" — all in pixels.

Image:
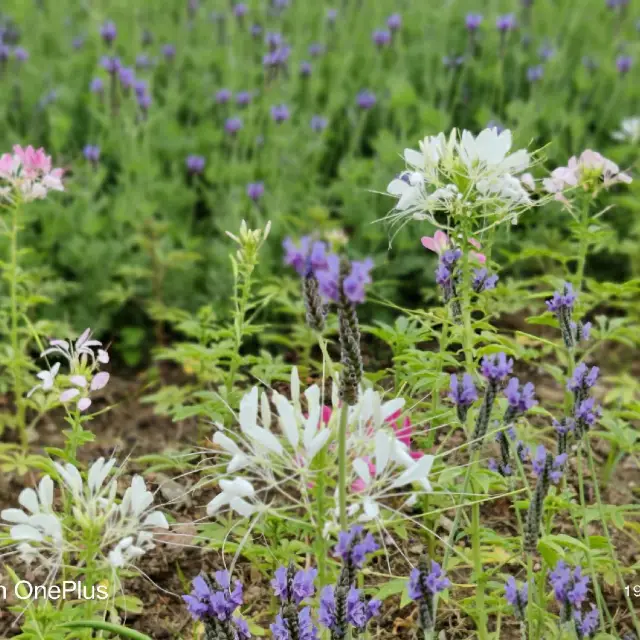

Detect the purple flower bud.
[
  {"left": 271, "top": 566, "right": 317, "bottom": 604},
  {"left": 118, "top": 66, "right": 136, "bottom": 91},
  {"left": 616, "top": 55, "right": 633, "bottom": 74},
  {"left": 480, "top": 353, "right": 514, "bottom": 382},
  {"left": 186, "top": 155, "right": 205, "bottom": 174},
  {"left": 372, "top": 29, "right": 391, "bottom": 47},
  {"left": 83, "top": 145, "right": 101, "bottom": 164},
  {"left": 496, "top": 13, "right": 516, "bottom": 32},
  {"left": 465, "top": 13, "right": 483, "bottom": 31},
  {"left": 136, "top": 53, "right": 151, "bottom": 68},
  {"left": 137, "top": 92, "right": 152, "bottom": 111},
  {"left": 271, "top": 104, "right": 290, "bottom": 123},
  {"left": 266, "top": 31, "right": 282, "bottom": 50},
  {"left": 504, "top": 577, "right": 528, "bottom": 620},
  {"left": 13, "top": 47, "right": 28, "bottom": 62},
  {"left": 100, "top": 55, "right": 121, "bottom": 75},
  {"left": 100, "top": 20, "right": 117, "bottom": 45},
  {"left": 162, "top": 44, "right": 176, "bottom": 60},
  {"left": 235, "top": 91, "right": 252, "bottom": 106},
  {"left": 311, "top": 115, "right": 328, "bottom": 132},
  {"left": 215, "top": 88, "right": 232, "bottom": 104},
  {"left": 533, "top": 445, "right": 566, "bottom": 484},
  {"left": 387, "top": 13, "right": 402, "bottom": 31},
  {"left": 472, "top": 268, "right": 499, "bottom": 292},
  {"left": 90, "top": 77, "right": 104, "bottom": 94},
  {"left": 134, "top": 80, "right": 148, "bottom": 98},
  {"left": 233, "top": 3, "right": 248, "bottom": 18},
  {"left": 356, "top": 90, "right": 376, "bottom": 109},
  {"left": 539, "top": 44, "right": 555, "bottom": 61},
  {"left": 247, "top": 182, "right": 264, "bottom": 201},
  {"left": 504, "top": 378, "right": 537, "bottom": 414},
  {"left": 326, "top": 8, "right": 338, "bottom": 23},
  {"left": 225, "top": 116, "right": 243, "bottom": 134},
  {"left": 250, "top": 24, "right": 262, "bottom": 38},
  {"left": 546, "top": 282, "right": 576, "bottom": 313},
  {"left": 73, "top": 36, "right": 85, "bottom": 50},
  {"left": 308, "top": 42, "right": 325, "bottom": 57},
  {"left": 0, "top": 45, "right": 9, "bottom": 62},
  {"left": 527, "top": 65, "right": 544, "bottom": 82},
  {"left": 299, "top": 61, "right": 312, "bottom": 76},
  {"left": 448, "top": 374, "right": 478, "bottom": 408},
  {"left": 334, "top": 526, "right": 378, "bottom": 567},
  {"left": 408, "top": 560, "right": 450, "bottom": 600}
]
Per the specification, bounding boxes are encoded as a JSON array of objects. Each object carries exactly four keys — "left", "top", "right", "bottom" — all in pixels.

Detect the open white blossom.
[
  {"left": 1, "top": 458, "right": 168, "bottom": 574},
  {"left": 385, "top": 127, "right": 533, "bottom": 228},
  {"left": 204, "top": 368, "right": 436, "bottom": 529},
  {"left": 612, "top": 117, "right": 640, "bottom": 144},
  {"left": 28, "top": 328, "right": 110, "bottom": 412}
]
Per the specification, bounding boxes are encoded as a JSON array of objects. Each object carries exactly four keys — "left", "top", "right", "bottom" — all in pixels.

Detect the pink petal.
[
  {"left": 60, "top": 388, "right": 80, "bottom": 403},
  {"left": 472, "top": 251, "right": 487, "bottom": 264},
  {"left": 434, "top": 230, "right": 449, "bottom": 252},
  {"left": 421, "top": 236, "right": 438, "bottom": 253},
  {"left": 321, "top": 406, "right": 333, "bottom": 425},
  {"left": 77, "top": 397, "right": 92, "bottom": 412}
]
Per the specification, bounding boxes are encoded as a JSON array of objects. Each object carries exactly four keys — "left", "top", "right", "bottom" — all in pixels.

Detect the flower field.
[{"left": 0, "top": 1, "right": 639, "bottom": 639}]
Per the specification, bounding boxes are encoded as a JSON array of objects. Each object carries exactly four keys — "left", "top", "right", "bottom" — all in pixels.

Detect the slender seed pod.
[
  {"left": 524, "top": 453, "right": 553, "bottom": 553},
  {"left": 338, "top": 258, "right": 362, "bottom": 406},
  {"left": 283, "top": 603, "right": 300, "bottom": 640},
  {"left": 471, "top": 380, "right": 498, "bottom": 450},
  {"left": 302, "top": 264, "right": 326, "bottom": 332},
  {"left": 331, "top": 585, "right": 349, "bottom": 640},
  {"left": 497, "top": 431, "right": 511, "bottom": 469}
]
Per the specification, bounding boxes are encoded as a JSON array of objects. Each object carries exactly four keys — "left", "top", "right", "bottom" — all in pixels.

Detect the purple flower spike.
[
  {"left": 387, "top": 13, "right": 402, "bottom": 31},
  {"left": 496, "top": 13, "right": 516, "bottom": 32},
  {"left": 13, "top": 47, "right": 28, "bottom": 62},
  {"left": 90, "top": 77, "right": 104, "bottom": 94},
  {"left": 546, "top": 283, "right": 577, "bottom": 313},
  {"left": 308, "top": 43, "right": 325, "bottom": 57},
  {"left": 271, "top": 566, "right": 317, "bottom": 604},
  {"left": 183, "top": 572, "right": 245, "bottom": 627},
  {"left": 311, "top": 115, "right": 328, "bottom": 132},
  {"left": 448, "top": 374, "right": 478, "bottom": 408},
  {"left": 299, "top": 61, "right": 313, "bottom": 76},
  {"left": 271, "top": 104, "right": 290, "bottom": 123},
  {"left": 83, "top": 145, "right": 101, "bottom": 164},
  {"left": 225, "top": 116, "right": 243, "bottom": 134},
  {"left": 567, "top": 363, "right": 599, "bottom": 393},
  {"left": 616, "top": 55, "right": 633, "bottom": 74},
  {"left": 327, "top": 8, "right": 338, "bottom": 23},
  {"left": 233, "top": 3, "right": 248, "bottom": 18},
  {"left": 100, "top": 20, "right": 117, "bottom": 45},
  {"left": 504, "top": 378, "right": 537, "bottom": 414},
  {"left": 162, "top": 44, "right": 176, "bottom": 60},
  {"left": 527, "top": 65, "right": 544, "bottom": 83},
  {"left": 356, "top": 90, "right": 376, "bottom": 109},
  {"left": 346, "top": 588, "right": 381, "bottom": 629},
  {"left": 215, "top": 88, "right": 232, "bottom": 104},
  {"left": 408, "top": 560, "right": 450, "bottom": 600},
  {"left": 101, "top": 55, "right": 121, "bottom": 74},
  {"left": 247, "top": 182, "right": 265, "bottom": 201},
  {"left": 186, "top": 155, "right": 205, "bottom": 175},
  {"left": 236, "top": 91, "right": 251, "bottom": 107},
  {"left": 465, "top": 13, "right": 483, "bottom": 31},
  {"left": 480, "top": 353, "right": 514, "bottom": 382},
  {"left": 472, "top": 268, "right": 499, "bottom": 292},
  {"left": 118, "top": 66, "right": 136, "bottom": 91},
  {"left": 372, "top": 29, "right": 391, "bottom": 47},
  {"left": 504, "top": 576, "right": 528, "bottom": 620},
  {"left": 533, "top": 445, "right": 566, "bottom": 484},
  {"left": 334, "top": 526, "right": 378, "bottom": 568}
]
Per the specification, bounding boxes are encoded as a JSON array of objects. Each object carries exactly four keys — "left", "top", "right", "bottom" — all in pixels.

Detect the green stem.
[
  {"left": 9, "top": 204, "right": 27, "bottom": 449},
  {"left": 470, "top": 451, "right": 488, "bottom": 640},
  {"left": 574, "top": 196, "right": 591, "bottom": 294},
  {"left": 585, "top": 442, "right": 640, "bottom": 636},
  {"left": 431, "top": 314, "right": 450, "bottom": 415},
  {"left": 460, "top": 223, "right": 474, "bottom": 372},
  {"left": 338, "top": 401, "right": 349, "bottom": 530},
  {"left": 61, "top": 622, "right": 151, "bottom": 640}
]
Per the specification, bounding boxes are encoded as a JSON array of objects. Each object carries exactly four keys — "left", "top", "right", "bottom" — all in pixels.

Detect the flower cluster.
[
  {"left": 546, "top": 282, "right": 592, "bottom": 350},
  {"left": 206, "top": 369, "right": 433, "bottom": 528},
  {"left": 0, "top": 145, "right": 64, "bottom": 202},
  {"left": 386, "top": 128, "right": 532, "bottom": 228},
  {"left": 27, "top": 328, "right": 110, "bottom": 412},
  {"left": 1, "top": 458, "right": 168, "bottom": 573},
  {"left": 271, "top": 565, "right": 318, "bottom": 640},
  {"left": 422, "top": 231, "right": 497, "bottom": 318},
  {"left": 503, "top": 377, "right": 537, "bottom": 423},
  {"left": 319, "top": 527, "right": 381, "bottom": 638},
  {"left": 543, "top": 150, "right": 632, "bottom": 203},
  {"left": 488, "top": 427, "right": 530, "bottom": 478},
  {"left": 548, "top": 561, "right": 599, "bottom": 637},
  {"left": 568, "top": 363, "right": 602, "bottom": 438},
  {"left": 408, "top": 556, "right": 450, "bottom": 633},
  {"left": 183, "top": 572, "right": 250, "bottom": 640},
  {"left": 504, "top": 576, "right": 528, "bottom": 621},
  {"left": 448, "top": 373, "right": 478, "bottom": 423},
  {"left": 283, "top": 236, "right": 374, "bottom": 305},
  {"left": 532, "top": 445, "right": 567, "bottom": 485},
  {"left": 471, "top": 353, "right": 514, "bottom": 449}
]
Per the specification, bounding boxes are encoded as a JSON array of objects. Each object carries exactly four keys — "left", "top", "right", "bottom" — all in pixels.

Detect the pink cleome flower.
[
  {"left": 421, "top": 230, "right": 486, "bottom": 264},
  {"left": 0, "top": 145, "right": 64, "bottom": 201}
]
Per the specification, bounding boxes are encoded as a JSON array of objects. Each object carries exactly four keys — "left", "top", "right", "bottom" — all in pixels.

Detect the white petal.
[
  {"left": 239, "top": 387, "right": 259, "bottom": 434},
  {"left": 1, "top": 508, "right": 29, "bottom": 524},
  {"left": 10, "top": 524, "right": 43, "bottom": 542},
  {"left": 391, "top": 455, "right": 435, "bottom": 489},
  {"left": 37, "top": 476, "right": 54, "bottom": 509},
  {"left": 228, "top": 454, "right": 250, "bottom": 473},
  {"left": 361, "top": 498, "right": 380, "bottom": 521},
  {"left": 75, "top": 328, "right": 92, "bottom": 349},
  {"left": 18, "top": 488, "right": 39, "bottom": 514},
  {"left": 307, "top": 430, "right": 331, "bottom": 461},
  {"left": 230, "top": 497, "right": 257, "bottom": 517},
  {"left": 247, "top": 425, "right": 284, "bottom": 455},
  {"left": 70, "top": 375, "right": 88, "bottom": 388},
  {"left": 90, "top": 371, "right": 110, "bottom": 391},
  {"left": 404, "top": 148, "right": 424, "bottom": 168},
  {"left": 381, "top": 398, "right": 405, "bottom": 422},
  {"left": 274, "top": 393, "right": 299, "bottom": 449},
  {"left": 260, "top": 391, "right": 271, "bottom": 429},
  {"left": 213, "top": 432, "right": 242, "bottom": 456},
  {"left": 142, "top": 511, "right": 169, "bottom": 529},
  {"left": 290, "top": 367, "right": 300, "bottom": 408},
  {"left": 60, "top": 388, "right": 80, "bottom": 402},
  {"left": 303, "top": 385, "right": 321, "bottom": 449},
  {"left": 206, "top": 493, "right": 230, "bottom": 516},
  {"left": 353, "top": 458, "right": 372, "bottom": 485},
  {"left": 374, "top": 431, "right": 391, "bottom": 475},
  {"left": 54, "top": 462, "right": 83, "bottom": 495},
  {"left": 219, "top": 478, "right": 255, "bottom": 498}
]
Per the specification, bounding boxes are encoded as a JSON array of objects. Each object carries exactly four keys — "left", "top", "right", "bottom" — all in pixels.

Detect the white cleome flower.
[
  {"left": 1, "top": 458, "right": 168, "bottom": 574},
  {"left": 28, "top": 328, "right": 111, "bottom": 412},
  {"left": 205, "top": 368, "right": 436, "bottom": 529},
  {"left": 385, "top": 127, "right": 533, "bottom": 228},
  {"left": 612, "top": 117, "right": 640, "bottom": 144}
]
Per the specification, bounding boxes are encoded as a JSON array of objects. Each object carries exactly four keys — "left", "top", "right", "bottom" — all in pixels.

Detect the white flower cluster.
[
  {"left": 28, "top": 328, "right": 110, "bottom": 412},
  {"left": 206, "top": 368, "right": 435, "bottom": 529},
  {"left": 612, "top": 117, "right": 640, "bottom": 144},
  {"left": 386, "top": 127, "right": 532, "bottom": 228},
  {"left": 0, "top": 458, "right": 168, "bottom": 572}
]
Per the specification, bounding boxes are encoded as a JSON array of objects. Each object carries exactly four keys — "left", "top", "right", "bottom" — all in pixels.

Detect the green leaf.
[{"left": 60, "top": 621, "right": 152, "bottom": 640}]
